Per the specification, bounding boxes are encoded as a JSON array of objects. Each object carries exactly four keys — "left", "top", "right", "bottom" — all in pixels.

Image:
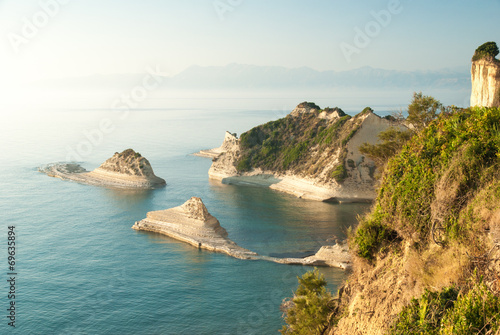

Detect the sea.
[{"left": 0, "top": 107, "right": 371, "bottom": 334}]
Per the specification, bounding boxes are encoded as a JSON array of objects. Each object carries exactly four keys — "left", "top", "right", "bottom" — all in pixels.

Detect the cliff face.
[
  {"left": 470, "top": 58, "right": 500, "bottom": 107},
  {"left": 208, "top": 103, "right": 403, "bottom": 201},
  {"left": 326, "top": 107, "right": 500, "bottom": 334}
]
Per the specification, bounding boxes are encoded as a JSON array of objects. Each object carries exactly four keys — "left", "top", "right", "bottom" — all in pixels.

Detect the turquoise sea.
[{"left": 0, "top": 108, "right": 370, "bottom": 334}]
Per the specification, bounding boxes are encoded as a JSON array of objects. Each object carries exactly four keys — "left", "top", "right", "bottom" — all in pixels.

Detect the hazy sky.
[{"left": 0, "top": 0, "right": 498, "bottom": 87}]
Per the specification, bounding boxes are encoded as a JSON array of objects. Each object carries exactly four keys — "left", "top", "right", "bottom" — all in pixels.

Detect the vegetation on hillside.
[
  {"left": 355, "top": 106, "right": 500, "bottom": 260},
  {"left": 282, "top": 105, "right": 500, "bottom": 334},
  {"left": 472, "top": 41, "right": 499, "bottom": 62},
  {"left": 391, "top": 276, "right": 500, "bottom": 334},
  {"left": 352, "top": 105, "right": 500, "bottom": 332},
  {"left": 235, "top": 105, "right": 366, "bottom": 183},
  {"left": 360, "top": 92, "right": 447, "bottom": 170}
]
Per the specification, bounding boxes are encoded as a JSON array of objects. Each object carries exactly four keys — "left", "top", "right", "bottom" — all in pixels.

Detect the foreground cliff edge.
[
  {"left": 200, "top": 103, "right": 405, "bottom": 202},
  {"left": 40, "top": 149, "right": 166, "bottom": 189},
  {"left": 132, "top": 197, "right": 352, "bottom": 269}
]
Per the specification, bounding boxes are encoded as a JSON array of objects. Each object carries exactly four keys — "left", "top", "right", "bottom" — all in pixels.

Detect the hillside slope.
[{"left": 327, "top": 106, "right": 500, "bottom": 334}]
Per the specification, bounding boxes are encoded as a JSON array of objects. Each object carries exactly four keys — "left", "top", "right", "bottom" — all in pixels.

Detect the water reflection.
[{"left": 99, "top": 187, "right": 157, "bottom": 211}]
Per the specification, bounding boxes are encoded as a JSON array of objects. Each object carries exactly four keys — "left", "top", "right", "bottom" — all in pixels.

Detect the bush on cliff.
[
  {"left": 280, "top": 269, "right": 333, "bottom": 335},
  {"left": 359, "top": 92, "right": 445, "bottom": 170},
  {"left": 472, "top": 41, "right": 499, "bottom": 62},
  {"left": 391, "top": 277, "right": 500, "bottom": 334}
]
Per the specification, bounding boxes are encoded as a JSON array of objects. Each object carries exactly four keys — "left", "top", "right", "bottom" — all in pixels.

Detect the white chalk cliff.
[
  {"left": 193, "top": 131, "right": 239, "bottom": 159},
  {"left": 40, "top": 149, "right": 166, "bottom": 189},
  {"left": 471, "top": 57, "right": 500, "bottom": 107},
  {"left": 132, "top": 197, "right": 258, "bottom": 259}
]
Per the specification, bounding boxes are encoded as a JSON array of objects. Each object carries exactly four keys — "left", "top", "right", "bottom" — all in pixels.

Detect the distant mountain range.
[{"left": 31, "top": 63, "right": 471, "bottom": 91}]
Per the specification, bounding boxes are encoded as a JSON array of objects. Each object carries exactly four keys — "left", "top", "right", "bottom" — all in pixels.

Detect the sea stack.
[
  {"left": 132, "top": 197, "right": 258, "bottom": 259},
  {"left": 470, "top": 41, "right": 500, "bottom": 107},
  {"left": 40, "top": 149, "right": 166, "bottom": 189}
]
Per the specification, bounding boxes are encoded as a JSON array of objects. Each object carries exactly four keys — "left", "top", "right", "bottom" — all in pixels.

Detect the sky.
[{"left": 0, "top": 0, "right": 498, "bottom": 110}]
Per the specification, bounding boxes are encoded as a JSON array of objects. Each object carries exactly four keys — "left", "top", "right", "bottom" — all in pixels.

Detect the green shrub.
[
  {"left": 440, "top": 281, "right": 500, "bottom": 334},
  {"left": 391, "top": 287, "right": 459, "bottom": 335},
  {"left": 331, "top": 164, "right": 347, "bottom": 183},
  {"left": 392, "top": 281, "right": 500, "bottom": 335},
  {"left": 280, "top": 269, "right": 333, "bottom": 335},
  {"left": 283, "top": 141, "right": 309, "bottom": 169},
  {"left": 472, "top": 41, "right": 499, "bottom": 62},
  {"left": 354, "top": 214, "right": 399, "bottom": 261},
  {"left": 407, "top": 92, "right": 444, "bottom": 131},
  {"left": 361, "top": 107, "right": 373, "bottom": 114},
  {"left": 359, "top": 127, "right": 413, "bottom": 168},
  {"left": 236, "top": 156, "right": 251, "bottom": 172}
]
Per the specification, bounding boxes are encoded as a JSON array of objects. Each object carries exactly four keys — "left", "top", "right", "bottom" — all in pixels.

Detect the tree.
[
  {"left": 407, "top": 92, "right": 443, "bottom": 131},
  {"left": 281, "top": 269, "right": 333, "bottom": 335},
  {"left": 359, "top": 127, "right": 413, "bottom": 169},
  {"left": 359, "top": 93, "right": 444, "bottom": 171}
]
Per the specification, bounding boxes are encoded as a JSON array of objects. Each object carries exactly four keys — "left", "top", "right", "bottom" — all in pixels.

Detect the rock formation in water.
[
  {"left": 206, "top": 103, "right": 403, "bottom": 202},
  {"left": 193, "top": 131, "right": 239, "bottom": 159},
  {"left": 132, "top": 197, "right": 352, "bottom": 268},
  {"left": 40, "top": 149, "right": 166, "bottom": 189},
  {"left": 132, "top": 197, "right": 258, "bottom": 259},
  {"left": 470, "top": 41, "right": 500, "bottom": 107}
]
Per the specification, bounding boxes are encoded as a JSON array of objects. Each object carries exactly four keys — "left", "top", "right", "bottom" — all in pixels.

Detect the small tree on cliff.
[
  {"left": 280, "top": 269, "right": 333, "bottom": 335},
  {"left": 472, "top": 41, "right": 499, "bottom": 62},
  {"left": 407, "top": 92, "right": 444, "bottom": 131},
  {"left": 359, "top": 92, "right": 445, "bottom": 170}
]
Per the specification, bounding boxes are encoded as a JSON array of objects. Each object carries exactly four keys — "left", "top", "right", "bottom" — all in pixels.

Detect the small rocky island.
[
  {"left": 40, "top": 149, "right": 166, "bottom": 189},
  {"left": 132, "top": 197, "right": 351, "bottom": 269},
  {"left": 132, "top": 197, "right": 258, "bottom": 259}
]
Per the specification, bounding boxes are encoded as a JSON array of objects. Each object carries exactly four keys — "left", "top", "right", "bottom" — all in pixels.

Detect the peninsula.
[
  {"left": 204, "top": 103, "right": 404, "bottom": 202},
  {"left": 40, "top": 149, "right": 166, "bottom": 189}
]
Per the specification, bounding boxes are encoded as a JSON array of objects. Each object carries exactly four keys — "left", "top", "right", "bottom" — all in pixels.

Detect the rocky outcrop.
[
  {"left": 40, "top": 149, "right": 166, "bottom": 189},
  {"left": 193, "top": 131, "right": 239, "bottom": 159},
  {"left": 271, "top": 243, "right": 352, "bottom": 269},
  {"left": 470, "top": 57, "right": 500, "bottom": 107},
  {"left": 132, "top": 197, "right": 258, "bottom": 259},
  {"left": 206, "top": 104, "right": 402, "bottom": 202}
]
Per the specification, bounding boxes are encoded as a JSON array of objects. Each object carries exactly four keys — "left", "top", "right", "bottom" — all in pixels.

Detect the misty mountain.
[{"left": 30, "top": 63, "right": 471, "bottom": 91}]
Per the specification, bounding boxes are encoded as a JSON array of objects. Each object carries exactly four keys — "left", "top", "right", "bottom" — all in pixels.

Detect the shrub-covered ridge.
[{"left": 355, "top": 106, "right": 500, "bottom": 260}]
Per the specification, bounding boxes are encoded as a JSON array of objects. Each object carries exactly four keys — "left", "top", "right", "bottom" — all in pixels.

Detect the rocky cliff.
[
  {"left": 40, "top": 149, "right": 166, "bottom": 189},
  {"left": 325, "top": 106, "right": 500, "bottom": 334},
  {"left": 470, "top": 42, "right": 500, "bottom": 107},
  {"left": 208, "top": 103, "right": 404, "bottom": 202}
]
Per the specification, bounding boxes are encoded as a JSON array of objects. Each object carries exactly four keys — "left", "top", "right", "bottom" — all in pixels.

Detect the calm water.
[{"left": 0, "top": 108, "right": 370, "bottom": 334}]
